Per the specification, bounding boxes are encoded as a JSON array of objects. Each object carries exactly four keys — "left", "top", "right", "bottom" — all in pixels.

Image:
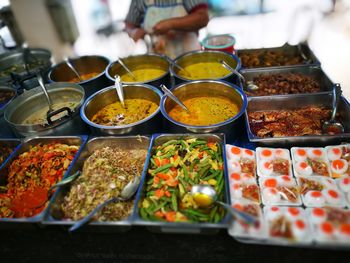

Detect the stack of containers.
[{"left": 225, "top": 144, "right": 350, "bottom": 246}]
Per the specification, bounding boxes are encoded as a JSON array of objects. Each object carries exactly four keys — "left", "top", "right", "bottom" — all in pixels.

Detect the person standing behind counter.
[{"left": 125, "top": 0, "right": 209, "bottom": 58}]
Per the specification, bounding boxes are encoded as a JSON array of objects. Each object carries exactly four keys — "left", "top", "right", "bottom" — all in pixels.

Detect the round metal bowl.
[
  {"left": 0, "top": 85, "right": 16, "bottom": 116},
  {"left": 0, "top": 48, "right": 52, "bottom": 88},
  {"left": 4, "top": 82, "right": 86, "bottom": 137},
  {"left": 160, "top": 80, "right": 247, "bottom": 138},
  {"left": 105, "top": 54, "right": 171, "bottom": 89},
  {"left": 48, "top": 55, "right": 111, "bottom": 98},
  {"left": 171, "top": 50, "right": 241, "bottom": 85},
  {"left": 81, "top": 84, "right": 163, "bottom": 135}
]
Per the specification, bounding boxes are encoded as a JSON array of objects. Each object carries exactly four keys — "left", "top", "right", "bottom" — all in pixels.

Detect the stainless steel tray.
[
  {"left": 42, "top": 136, "right": 151, "bottom": 232},
  {"left": 237, "top": 43, "right": 320, "bottom": 71},
  {"left": 0, "top": 135, "right": 87, "bottom": 224},
  {"left": 241, "top": 65, "right": 333, "bottom": 96},
  {"left": 0, "top": 138, "right": 21, "bottom": 169},
  {"left": 245, "top": 92, "right": 350, "bottom": 146},
  {"left": 132, "top": 133, "right": 231, "bottom": 234}
]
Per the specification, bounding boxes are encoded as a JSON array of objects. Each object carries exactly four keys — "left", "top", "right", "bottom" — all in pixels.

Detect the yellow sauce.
[
  {"left": 68, "top": 72, "right": 100, "bottom": 83},
  {"left": 178, "top": 62, "right": 231, "bottom": 80},
  {"left": 120, "top": 68, "right": 166, "bottom": 82},
  {"left": 91, "top": 99, "right": 158, "bottom": 126},
  {"left": 168, "top": 96, "right": 240, "bottom": 126}
]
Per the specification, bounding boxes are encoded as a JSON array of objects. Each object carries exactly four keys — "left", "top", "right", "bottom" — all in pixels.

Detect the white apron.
[{"left": 143, "top": 0, "right": 201, "bottom": 58}]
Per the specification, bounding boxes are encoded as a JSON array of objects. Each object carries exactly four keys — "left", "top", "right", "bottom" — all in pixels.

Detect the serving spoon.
[
  {"left": 114, "top": 75, "right": 125, "bottom": 108},
  {"left": 191, "top": 185, "right": 259, "bottom": 226},
  {"left": 69, "top": 176, "right": 140, "bottom": 232},
  {"left": 160, "top": 84, "right": 190, "bottom": 113},
  {"left": 36, "top": 72, "right": 54, "bottom": 115},
  {"left": 322, "top": 83, "right": 344, "bottom": 135},
  {"left": 34, "top": 171, "right": 81, "bottom": 209},
  {"left": 64, "top": 57, "right": 82, "bottom": 82},
  {"left": 219, "top": 60, "right": 259, "bottom": 91},
  {"left": 117, "top": 58, "right": 137, "bottom": 81}
]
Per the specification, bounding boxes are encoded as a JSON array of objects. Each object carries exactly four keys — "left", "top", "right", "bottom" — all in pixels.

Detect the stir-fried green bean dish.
[{"left": 139, "top": 138, "right": 226, "bottom": 223}]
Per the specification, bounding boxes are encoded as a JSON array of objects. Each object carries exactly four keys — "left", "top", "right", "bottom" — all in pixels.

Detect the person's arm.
[
  {"left": 152, "top": 8, "right": 209, "bottom": 35},
  {"left": 124, "top": 0, "right": 146, "bottom": 42}
]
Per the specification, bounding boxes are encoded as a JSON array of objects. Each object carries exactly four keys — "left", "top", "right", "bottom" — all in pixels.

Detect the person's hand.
[
  {"left": 152, "top": 19, "right": 174, "bottom": 35},
  {"left": 129, "top": 28, "right": 146, "bottom": 42}
]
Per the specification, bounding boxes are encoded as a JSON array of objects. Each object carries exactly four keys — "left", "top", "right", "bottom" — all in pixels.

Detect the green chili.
[{"left": 151, "top": 163, "right": 173, "bottom": 175}]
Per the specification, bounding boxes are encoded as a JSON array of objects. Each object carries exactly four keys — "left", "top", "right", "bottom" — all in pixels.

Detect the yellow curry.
[
  {"left": 178, "top": 62, "right": 231, "bottom": 80},
  {"left": 91, "top": 98, "right": 158, "bottom": 126},
  {"left": 68, "top": 72, "right": 100, "bottom": 83},
  {"left": 168, "top": 96, "right": 240, "bottom": 126},
  {"left": 120, "top": 68, "right": 166, "bottom": 82}
]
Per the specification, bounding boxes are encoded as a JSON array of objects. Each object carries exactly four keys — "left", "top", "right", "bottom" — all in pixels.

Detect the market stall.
[{"left": 0, "top": 43, "right": 349, "bottom": 262}]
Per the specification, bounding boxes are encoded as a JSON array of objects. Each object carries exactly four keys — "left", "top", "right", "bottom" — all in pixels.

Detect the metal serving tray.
[
  {"left": 245, "top": 92, "right": 350, "bottom": 146},
  {"left": 0, "top": 136, "right": 87, "bottom": 225},
  {"left": 0, "top": 138, "right": 21, "bottom": 169},
  {"left": 241, "top": 65, "right": 333, "bottom": 96},
  {"left": 43, "top": 136, "right": 151, "bottom": 232},
  {"left": 132, "top": 133, "right": 231, "bottom": 234},
  {"left": 237, "top": 43, "right": 320, "bottom": 71}
]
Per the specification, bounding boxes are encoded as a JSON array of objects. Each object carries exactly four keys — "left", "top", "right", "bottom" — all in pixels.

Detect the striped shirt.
[{"left": 125, "top": 0, "right": 208, "bottom": 26}]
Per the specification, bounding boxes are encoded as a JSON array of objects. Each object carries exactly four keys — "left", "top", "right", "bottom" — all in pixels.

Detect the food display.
[
  {"left": 307, "top": 207, "right": 350, "bottom": 243},
  {"left": 263, "top": 206, "right": 311, "bottom": 243},
  {"left": 225, "top": 145, "right": 256, "bottom": 177},
  {"left": 0, "top": 142, "right": 79, "bottom": 218},
  {"left": 245, "top": 73, "right": 321, "bottom": 96},
  {"left": 168, "top": 96, "right": 240, "bottom": 126},
  {"left": 0, "top": 60, "right": 46, "bottom": 78},
  {"left": 336, "top": 177, "right": 350, "bottom": 207},
  {"left": 120, "top": 68, "right": 166, "bottom": 82},
  {"left": 325, "top": 144, "right": 350, "bottom": 178},
  {"left": 90, "top": 99, "right": 158, "bottom": 126},
  {"left": 248, "top": 106, "right": 333, "bottom": 138},
  {"left": 259, "top": 176, "right": 301, "bottom": 206},
  {"left": 61, "top": 146, "right": 147, "bottom": 221},
  {"left": 239, "top": 50, "right": 304, "bottom": 69},
  {"left": 256, "top": 147, "right": 292, "bottom": 177},
  {"left": 139, "top": 138, "right": 226, "bottom": 223},
  {"left": 297, "top": 176, "right": 345, "bottom": 207},
  {"left": 291, "top": 147, "right": 331, "bottom": 177},
  {"left": 67, "top": 72, "right": 100, "bottom": 83},
  {"left": 177, "top": 62, "right": 231, "bottom": 80}
]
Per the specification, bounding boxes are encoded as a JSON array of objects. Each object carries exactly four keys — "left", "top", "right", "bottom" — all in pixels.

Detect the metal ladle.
[
  {"left": 191, "top": 185, "right": 259, "bottom": 226},
  {"left": 160, "top": 84, "right": 190, "bottom": 113},
  {"left": 64, "top": 57, "right": 82, "bottom": 82},
  {"left": 69, "top": 176, "right": 140, "bottom": 232},
  {"left": 117, "top": 58, "right": 137, "bottom": 81},
  {"left": 36, "top": 72, "right": 54, "bottom": 115},
  {"left": 114, "top": 75, "right": 125, "bottom": 108},
  {"left": 171, "top": 61, "right": 192, "bottom": 78},
  {"left": 219, "top": 60, "right": 259, "bottom": 91},
  {"left": 322, "top": 83, "right": 344, "bottom": 135}
]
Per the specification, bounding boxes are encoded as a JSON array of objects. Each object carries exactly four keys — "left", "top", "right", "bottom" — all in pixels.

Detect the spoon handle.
[
  {"left": 330, "top": 84, "right": 342, "bottom": 121},
  {"left": 216, "top": 201, "right": 258, "bottom": 226},
  {"left": 65, "top": 58, "right": 82, "bottom": 82},
  {"left": 36, "top": 72, "right": 53, "bottom": 112},
  {"left": 48, "top": 171, "right": 81, "bottom": 195},
  {"left": 114, "top": 75, "right": 125, "bottom": 108},
  {"left": 160, "top": 84, "right": 190, "bottom": 113},
  {"left": 69, "top": 196, "right": 123, "bottom": 232},
  {"left": 117, "top": 58, "right": 137, "bottom": 80},
  {"left": 220, "top": 60, "right": 245, "bottom": 81}
]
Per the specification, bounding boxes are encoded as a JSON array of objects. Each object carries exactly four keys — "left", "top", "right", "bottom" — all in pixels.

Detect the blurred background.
[{"left": 0, "top": 0, "right": 349, "bottom": 97}]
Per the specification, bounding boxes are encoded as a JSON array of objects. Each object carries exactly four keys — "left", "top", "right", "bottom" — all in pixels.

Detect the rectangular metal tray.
[
  {"left": 0, "top": 136, "right": 87, "bottom": 224},
  {"left": 237, "top": 43, "right": 320, "bottom": 71},
  {"left": 245, "top": 92, "right": 350, "bottom": 146},
  {"left": 42, "top": 136, "right": 152, "bottom": 232},
  {"left": 132, "top": 133, "right": 231, "bottom": 234},
  {"left": 0, "top": 138, "right": 21, "bottom": 169},
  {"left": 241, "top": 65, "right": 334, "bottom": 96}
]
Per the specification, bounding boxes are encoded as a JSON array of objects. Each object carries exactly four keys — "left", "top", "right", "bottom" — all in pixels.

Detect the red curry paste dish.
[{"left": 0, "top": 142, "right": 79, "bottom": 218}]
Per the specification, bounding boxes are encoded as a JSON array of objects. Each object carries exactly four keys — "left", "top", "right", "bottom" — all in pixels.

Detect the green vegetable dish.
[{"left": 139, "top": 138, "right": 226, "bottom": 223}]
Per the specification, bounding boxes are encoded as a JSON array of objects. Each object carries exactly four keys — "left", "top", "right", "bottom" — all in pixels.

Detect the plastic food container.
[{"left": 201, "top": 34, "right": 236, "bottom": 54}]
